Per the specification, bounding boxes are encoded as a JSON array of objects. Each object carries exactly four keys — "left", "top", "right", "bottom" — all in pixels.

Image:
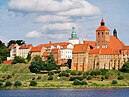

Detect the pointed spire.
[{"left": 101, "top": 18, "right": 105, "bottom": 26}]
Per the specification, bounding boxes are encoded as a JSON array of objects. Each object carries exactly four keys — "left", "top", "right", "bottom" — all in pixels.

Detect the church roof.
[{"left": 73, "top": 44, "right": 89, "bottom": 53}]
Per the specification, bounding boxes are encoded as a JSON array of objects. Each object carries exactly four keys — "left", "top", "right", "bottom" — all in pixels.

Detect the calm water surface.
[{"left": 0, "top": 88, "right": 129, "bottom": 97}]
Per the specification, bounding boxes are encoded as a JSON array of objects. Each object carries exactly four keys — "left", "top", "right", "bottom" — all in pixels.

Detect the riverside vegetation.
[{"left": 0, "top": 55, "right": 129, "bottom": 89}]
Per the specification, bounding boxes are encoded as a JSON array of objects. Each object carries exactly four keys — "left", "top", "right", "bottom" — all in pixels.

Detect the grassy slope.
[{"left": 0, "top": 64, "right": 129, "bottom": 89}]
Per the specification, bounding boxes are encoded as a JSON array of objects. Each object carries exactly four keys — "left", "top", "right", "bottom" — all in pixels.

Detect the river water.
[{"left": 0, "top": 88, "right": 129, "bottom": 97}]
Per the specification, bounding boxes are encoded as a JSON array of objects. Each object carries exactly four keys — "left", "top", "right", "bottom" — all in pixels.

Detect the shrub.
[
  {"left": 66, "top": 73, "right": 70, "bottom": 77},
  {"left": 14, "top": 81, "right": 22, "bottom": 86},
  {"left": 12, "top": 56, "right": 26, "bottom": 64},
  {"left": 70, "top": 70, "right": 78, "bottom": 75},
  {"left": 0, "top": 82, "right": 3, "bottom": 87},
  {"left": 84, "top": 71, "right": 91, "bottom": 75},
  {"left": 87, "top": 75, "right": 93, "bottom": 80},
  {"left": 100, "top": 69, "right": 109, "bottom": 75},
  {"left": 77, "top": 71, "right": 83, "bottom": 75},
  {"left": 48, "top": 71, "right": 54, "bottom": 75},
  {"left": 112, "top": 80, "right": 118, "bottom": 84},
  {"left": 5, "top": 81, "right": 13, "bottom": 86},
  {"left": 30, "top": 80, "right": 37, "bottom": 86},
  {"left": 69, "top": 76, "right": 83, "bottom": 81},
  {"left": 120, "top": 62, "right": 129, "bottom": 73},
  {"left": 83, "top": 74, "right": 87, "bottom": 78},
  {"left": 118, "top": 76, "right": 124, "bottom": 80},
  {"left": 105, "top": 75, "right": 109, "bottom": 79},
  {"left": 72, "top": 79, "right": 81, "bottom": 85},
  {"left": 37, "top": 76, "right": 42, "bottom": 79},
  {"left": 101, "top": 76, "right": 105, "bottom": 81},
  {"left": 72, "top": 79, "right": 88, "bottom": 85},
  {"left": 48, "top": 76, "right": 53, "bottom": 80},
  {"left": 81, "top": 80, "right": 88, "bottom": 85}
]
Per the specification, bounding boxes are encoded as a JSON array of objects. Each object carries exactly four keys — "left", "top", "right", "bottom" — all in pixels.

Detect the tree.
[
  {"left": 14, "top": 81, "right": 22, "bottom": 86},
  {"left": 120, "top": 62, "right": 129, "bottom": 73},
  {"left": 45, "top": 54, "right": 58, "bottom": 71},
  {"left": 12, "top": 56, "right": 26, "bottom": 64},
  {"left": 7, "top": 40, "right": 25, "bottom": 47},
  {"left": 29, "top": 56, "right": 46, "bottom": 73},
  {"left": 0, "top": 40, "right": 9, "bottom": 63},
  {"left": 26, "top": 53, "right": 31, "bottom": 62}
]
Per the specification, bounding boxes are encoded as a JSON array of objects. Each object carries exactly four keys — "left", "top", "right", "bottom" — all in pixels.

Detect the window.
[
  {"left": 102, "top": 32, "right": 104, "bottom": 35},
  {"left": 98, "top": 32, "right": 100, "bottom": 35}
]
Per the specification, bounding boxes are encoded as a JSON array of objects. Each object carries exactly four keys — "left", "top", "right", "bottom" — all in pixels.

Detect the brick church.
[{"left": 72, "top": 19, "right": 129, "bottom": 71}]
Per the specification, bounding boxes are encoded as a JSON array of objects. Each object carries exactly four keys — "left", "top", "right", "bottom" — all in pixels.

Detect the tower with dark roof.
[
  {"left": 96, "top": 18, "right": 110, "bottom": 49},
  {"left": 113, "top": 29, "right": 118, "bottom": 38}
]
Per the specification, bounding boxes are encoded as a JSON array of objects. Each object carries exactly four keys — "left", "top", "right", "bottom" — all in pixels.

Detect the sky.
[{"left": 0, "top": 0, "right": 129, "bottom": 46}]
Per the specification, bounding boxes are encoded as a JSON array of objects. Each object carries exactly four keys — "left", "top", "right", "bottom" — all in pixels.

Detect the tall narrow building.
[
  {"left": 95, "top": 18, "right": 110, "bottom": 48},
  {"left": 69, "top": 27, "right": 80, "bottom": 45}
]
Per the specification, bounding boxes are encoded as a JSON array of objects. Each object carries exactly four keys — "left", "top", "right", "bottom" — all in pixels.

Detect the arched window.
[
  {"left": 102, "top": 32, "right": 104, "bottom": 35},
  {"left": 98, "top": 32, "right": 100, "bottom": 35}
]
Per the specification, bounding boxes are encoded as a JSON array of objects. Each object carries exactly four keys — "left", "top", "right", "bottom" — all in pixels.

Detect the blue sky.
[{"left": 0, "top": 0, "right": 129, "bottom": 46}]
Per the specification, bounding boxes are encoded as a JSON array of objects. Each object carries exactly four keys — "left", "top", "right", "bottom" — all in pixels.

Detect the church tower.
[
  {"left": 96, "top": 18, "right": 110, "bottom": 48},
  {"left": 69, "top": 27, "right": 80, "bottom": 45}
]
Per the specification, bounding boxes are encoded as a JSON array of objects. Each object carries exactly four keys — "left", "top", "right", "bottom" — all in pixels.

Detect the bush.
[
  {"left": 70, "top": 70, "right": 78, "bottom": 75},
  {"left": 120, "top": 62, "right": 129, "bottom": 73},
  {"left": 100, "top": 69, "right": 109, "bottom": 75},
  {"left": 112, "top": 80, "right": 118, "bottom": 84},
  {"left": 87, "top": 75, "right": 93, "bottom": 80},
  {"left": 101, "top": 76, "right": 105, "bottom": 81},
  {"left": 14, "top": 81, "right": 22, "bottom": 86},
  {"left": 5, "top": 81, "right": 13, "bottom": 86},
  {"left": 81, "top": 80, "right": 88, "bottom": 85},
  {"left": 30, "top": 80, "right": 37, "bottom": 86},
  {"left": 66, "top": 73, "right": 70, "bottom": 77},
  {"left": 48, "top": 71, "right": 54, "bottom": 75},
  {"left": 12, "top": 56, "right": 26, "bottom": 64},
  {"left": 72, "top": 79, "right": 81, "bottom": 85},
  {"left": 48, "top": 76, "right": 53, "bottom": 80},
  {"left": 105, "top": 75, "right": 109, "bottom": 79},
  {"left": 69, "top": 76, "right": 83, "bottom": 81},
  {"left": 77, "top": 71, "right": 83, "bottom": 75},
  {"left": 118, "top": 76, "right": 124, "bottom": 80},
  {"left": 0, "top": 82, "right": 3, "bottom": 87},
  {"left": 7, "top": 75, "right": 12, "bottom": 79},
  {"left": 72, "top": 79, "right": 88, "bottom": 85},
  {"left": 84, "top": 71, "right": 91, "bottom": 75}
]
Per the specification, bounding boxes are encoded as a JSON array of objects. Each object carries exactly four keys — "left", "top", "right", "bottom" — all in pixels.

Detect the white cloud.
[
  {"left": 25, "top": 31, "right": 43, "bottom": 39},
  {"left": 0, "top": 36, "right": 8, "bottom": 43},
  {"left": 42, "top": 22, "right": 76, "bottom": 31},
  {"left": 8, "top": 0, "right": 82, "bottom": 12},
  {"left": 57, "top": 0, "right": 101, "bottom": 16},
  {"left": 9, "top": 0, "right": 101, "bottom": 17},
  {"left": 35, "top": 15, "right": 71, "bottom": 23}
]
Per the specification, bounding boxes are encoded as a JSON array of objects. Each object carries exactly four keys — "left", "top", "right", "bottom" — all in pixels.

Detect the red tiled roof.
[
  {"left": 3, "top": 61, "right": 12, "bottom": 65},
  {"left": 107, "top": 36, "right": 125, "bottom": 50},
  {"left": 73, "top": 44, "right": 89, "bottom": 53},
  {"left": 112, "top": 49, "right": 120, "bottom": 55},
  {"left": 96, "top": 26, "right": 110, "bottom": 31},
  {"left": 122, "top": 46, "right": 129, "bottom": 50},
  {"left": 100, "top": 48, "right": 113, "bottom": 55},
  {"left": 83, "top": 40, "right": 95, "bottom": 47},
  {"left": 30, "top": 46, "right": 43, "bottom": 52},
  {"left": 42, "top": 52, "right": 49, "bottom": 57},
  {"left": 51, "top": 48, "right": 59, "bottom": 53},
  {"left": 89, "top": 49, "right": 100, "bottom": 54},
  {"left": 19, "top": 44, "right": 33, "bottom": 49}
]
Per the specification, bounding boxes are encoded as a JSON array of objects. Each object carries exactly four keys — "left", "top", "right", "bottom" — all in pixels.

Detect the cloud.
[
  {"left": 25, "top": 31, "right": 43, "bottom": 39},
  {"left": 42, "top": 22, "right": 76, "bottom": 31},
  {"left": 8, "top": 0, "right": 101, "bottom": 17},
  {"left": 35, "top": 15, "right": 71, "bottom": 23},
  {"left": 8, "top": 0, "right": 82, "bottom": 12},
  {"left": 57, "top": 0, "right": 101, "bottom": 16},
  {"left": 0, "top": 36, "right": 8, "bottom": 43}
]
